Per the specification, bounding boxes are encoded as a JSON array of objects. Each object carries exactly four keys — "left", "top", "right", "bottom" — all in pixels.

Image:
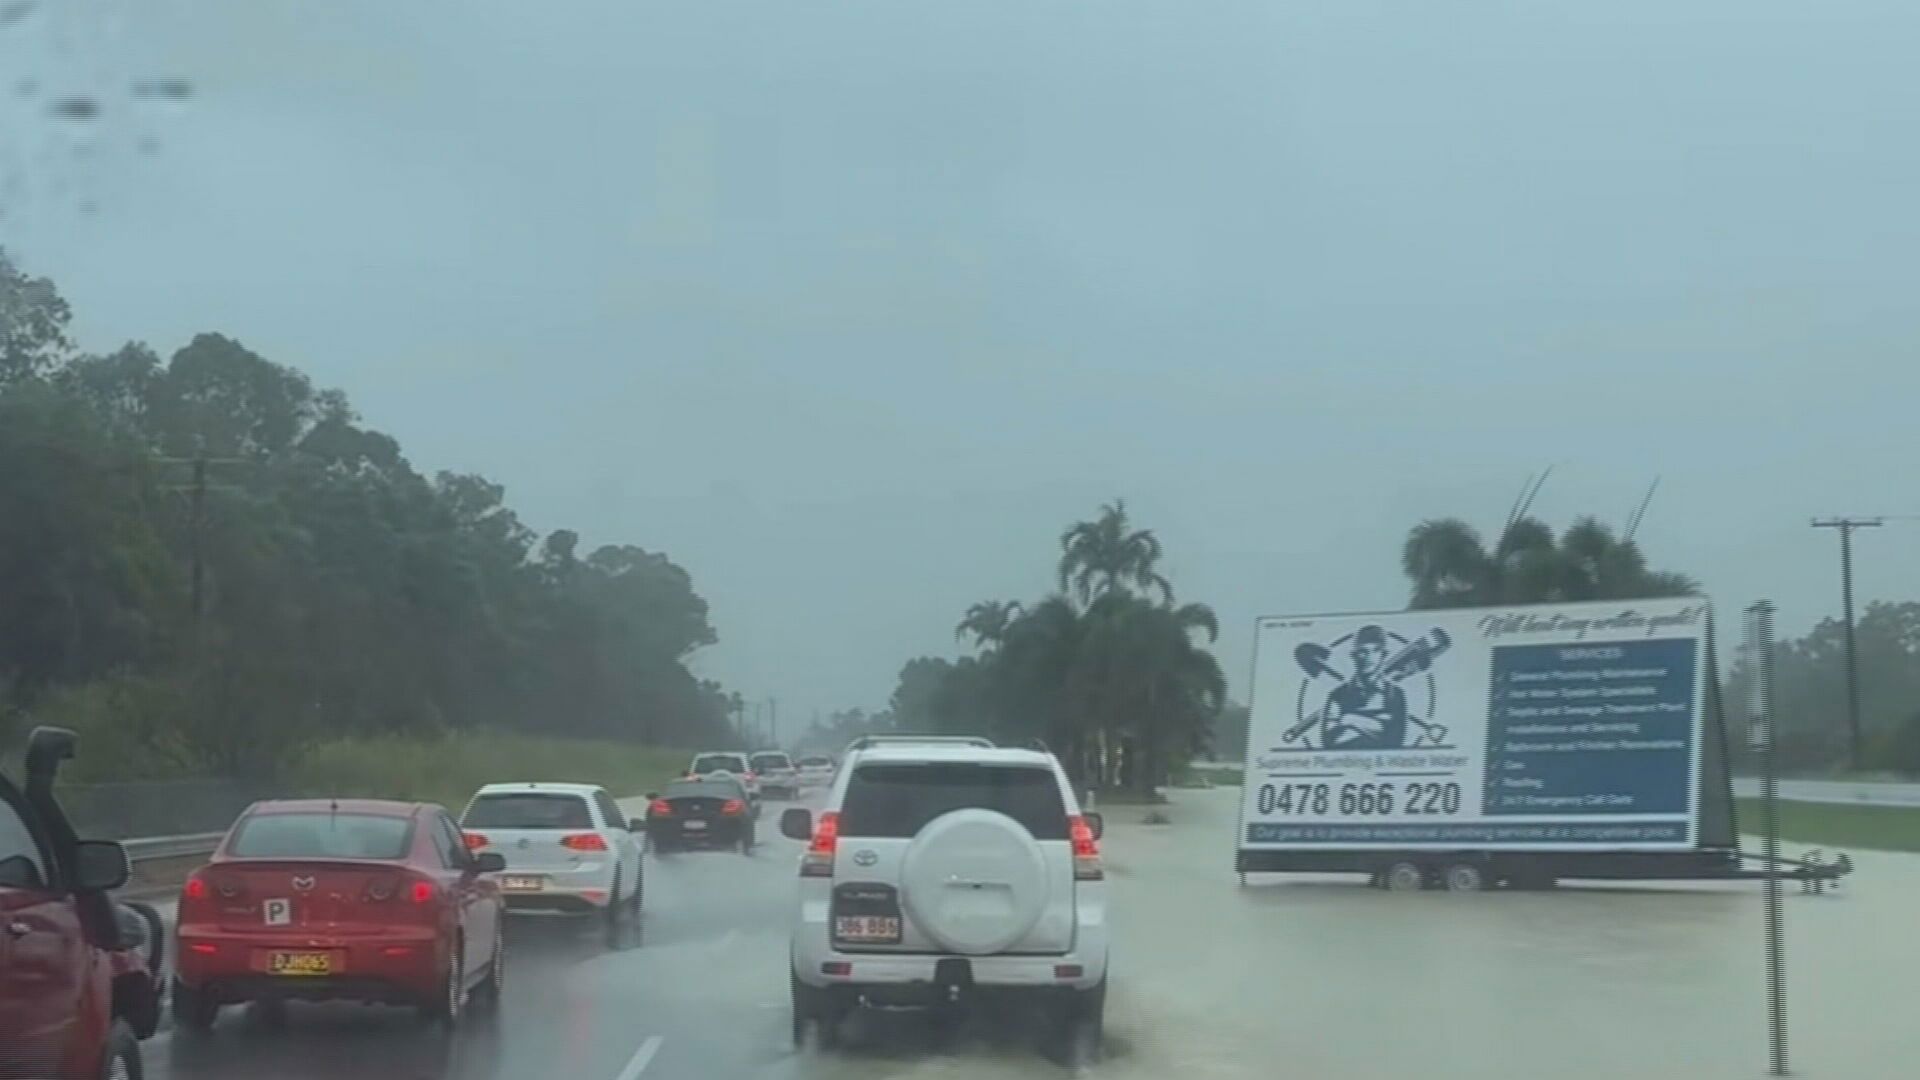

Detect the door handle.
[{"left": 5, "top": 921, "right": 29, "bottom": 938}]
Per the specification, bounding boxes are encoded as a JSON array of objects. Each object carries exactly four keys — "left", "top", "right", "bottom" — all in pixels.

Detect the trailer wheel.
[
  {"left": 1383, "top": 861, "right": 1427, "bottom": 892},
  {"left": 1442, "top": 862, "right": 1486, "bottom": 892}
]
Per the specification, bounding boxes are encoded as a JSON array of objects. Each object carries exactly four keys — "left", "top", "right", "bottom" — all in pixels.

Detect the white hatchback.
[
  {"left": 460, "top": 783, "right": 645, "bottom": 945},
  {"left": 782, "top": 743, "right": 1108, "bottom": 1057}
]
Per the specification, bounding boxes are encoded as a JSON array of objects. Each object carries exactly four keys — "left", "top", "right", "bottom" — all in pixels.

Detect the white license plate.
[
  {"left": 682, "top": 820, "right": 707, "bottom": 831},
  {"left": 835, "top": 915, "right": 901, "bottom": 943},
  {"left": 500, "top": 875, "right": 544, "bottom": 892}
]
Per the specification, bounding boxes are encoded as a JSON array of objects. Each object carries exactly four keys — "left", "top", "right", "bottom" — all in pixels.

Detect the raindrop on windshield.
[
  {"left": 0, "top": 1, "right": 37, "bottom": 30},
  {"left": 48, "top": 96, "right": 100, "bottom": 121}
]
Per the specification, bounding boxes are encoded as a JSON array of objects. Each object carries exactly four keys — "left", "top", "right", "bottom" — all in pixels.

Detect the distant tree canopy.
[
  {"left": 1726, "top": 601, "right": 1920, "bottom": 776},
  {"left": 0, "top": 247, "right": 735, "bottom": 775},
  {"left": 1401, "top": 514, "right": 1697, "bottom": 609},
  {"left": 884, "top": 501, "right": 1227, "bottom": 794}
]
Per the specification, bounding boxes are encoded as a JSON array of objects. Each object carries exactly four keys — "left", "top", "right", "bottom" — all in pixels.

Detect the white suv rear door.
[{"left": 829, "top": 760, "right": 1075, "bottom": 956}]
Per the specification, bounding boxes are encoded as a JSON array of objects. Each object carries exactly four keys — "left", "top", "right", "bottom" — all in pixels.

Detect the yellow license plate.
[{"left": 269, "top": 951, "right": 332, "bottom": 976}]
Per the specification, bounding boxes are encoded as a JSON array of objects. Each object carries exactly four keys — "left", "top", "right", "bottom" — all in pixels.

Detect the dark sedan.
[{"left": 646, "top": 777, "right": 755, "bottom": 854}]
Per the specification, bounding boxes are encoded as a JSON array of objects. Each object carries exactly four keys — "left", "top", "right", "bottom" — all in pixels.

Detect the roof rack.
[{"left": 844, "top": 734, "right": 995, "bottom": 751}]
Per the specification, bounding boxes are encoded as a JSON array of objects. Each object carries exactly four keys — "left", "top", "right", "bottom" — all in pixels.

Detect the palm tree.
[
  {"left": 955, "top": 599, "right": 1025, "bottom": 650},
  {"left": 1402, "top": 514, "right": 1697, "bottom": 610},
  {"left": 1057, "top": 500, "right": 1172, "bottom": 606}
]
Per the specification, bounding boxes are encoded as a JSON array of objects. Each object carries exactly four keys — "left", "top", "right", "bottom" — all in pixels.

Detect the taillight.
[
  {"left": 649, "top": 799, "right": 673, "bottom": 817},
  {"left": 463, "top": 831, "right": 490, "bottom": 851},
  {"left": 721, "top": 799, "right": 745, "bottom": 816},
  {"left": 561, "top": 832, "right": 609, "bottom": 852},
  {"left": 183, "top": 874, "right": 208, "bottom": 901},
  {"left": 1069, "top": 815, "right": 1104, "bottom": 881},
  {"left": 410, "top": 880, "right": 435, "bottom": 904},
  {"left": 800, "top": 811, "right": 839, "bottom": 878}
]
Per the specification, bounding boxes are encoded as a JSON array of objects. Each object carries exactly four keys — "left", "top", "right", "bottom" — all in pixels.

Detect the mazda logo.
[
  {"left": 853, "top": 849, "right": 878, "bottom": 867},
  {"left": 291, "top": 875, "right": 315, "bottom": 892}
]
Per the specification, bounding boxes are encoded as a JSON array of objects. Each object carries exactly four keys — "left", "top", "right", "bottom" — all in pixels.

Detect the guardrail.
[{"left": 124, "top": 832, "right": 225, "bottom": 862}]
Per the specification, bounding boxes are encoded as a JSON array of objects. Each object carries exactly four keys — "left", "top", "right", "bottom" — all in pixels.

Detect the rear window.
[
  {"left": 751, "top": 753, "right": 791, "bottom": 771},
  {"left": 666, "top": 779, "right": 741, "bottom": 799},
  {"left": 839, "top": 763, "right": 1068, "bottom": 840},
  {"left": 798, "top": 756, "right": 832, "bottom": 768},
  {"left": 692, "top": 754, "right": 745, "bottom": 774},
  {"left": 228, "top": 812, "right": 413, "bottom": 859},
  {"left": 462, "top": 793, "right": 594, "bottom": 829}
]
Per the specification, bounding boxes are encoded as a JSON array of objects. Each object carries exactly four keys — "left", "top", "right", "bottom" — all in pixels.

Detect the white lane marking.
[{"left": 614, "top": 1035, "right": 664, "bottom": 1080}]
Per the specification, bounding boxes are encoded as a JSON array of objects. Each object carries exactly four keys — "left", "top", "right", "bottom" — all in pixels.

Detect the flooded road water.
[{"left": 145, "top": 788, "right": 1914, "bottom": 1080}]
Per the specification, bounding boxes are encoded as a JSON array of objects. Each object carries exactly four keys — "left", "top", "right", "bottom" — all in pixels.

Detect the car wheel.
[
  {"left": 1054, "top": 979, "right": 1106, "bottom": 1067},
  {"left": 99, "top": 1019, "right": 143, "bottom": 1080},
  {"left": 740, "top": 827, "right": 755, "bottom": 856},
  {"left": 604, "top": 874, "right": 627, "bottom": 947},
  {"left": 790, "top": 972, "right": 840, "bottom": 1051},
  {"left": 1383, "top": 860, "right": 1428, "bottom": 892},
  {"left": 171, "top": 978, "right": 220, "bottom": 1033},
  {"left": 420, "top": 939, "right": 464, "bottom": 1027},
  {"left": 472, "top": 926, "right": 505, "bottom": 1011},
  {"left": 1443, "top": 862, "right": 1487, "bottom": 892}
]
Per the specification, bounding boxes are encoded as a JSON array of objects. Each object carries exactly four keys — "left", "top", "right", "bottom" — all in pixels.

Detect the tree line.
[
  {"left": 1, "top": 248, "right": 737, "bottom": 778},
  {"left": 869, "top": 501, "right": 1227, "bottom": 795}
]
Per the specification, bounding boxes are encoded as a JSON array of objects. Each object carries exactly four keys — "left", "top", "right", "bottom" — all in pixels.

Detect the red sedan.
[{"left": 173, "top": 799, "right": 507, "bottom": 1030}]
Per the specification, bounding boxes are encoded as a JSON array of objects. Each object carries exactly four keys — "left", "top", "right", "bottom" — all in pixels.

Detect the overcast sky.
[{"left": 4, "top": 0, "right": 1915, "bottom": 726}]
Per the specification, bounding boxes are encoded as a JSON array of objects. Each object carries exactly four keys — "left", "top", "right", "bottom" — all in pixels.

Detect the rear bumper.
[
  {"left": 650, "top": 819, "right": 749, "bottom": 847},
  {"left": 792, "top": 909, "right": 1108, "bottom": 993},
  {"left": 493, "top": 862, "right": 618, "bottom": 910},
  {"left": 175, "top": 925, "right": 442, "bottom": 1000}
]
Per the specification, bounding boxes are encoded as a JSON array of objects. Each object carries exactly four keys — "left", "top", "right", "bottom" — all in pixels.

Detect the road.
[
  {"left": 137, "top": 789, "right": 1919, "bottom": 1080},
  {"left": 1731, "top": 776, "right": 1920, "bottom": 807}
]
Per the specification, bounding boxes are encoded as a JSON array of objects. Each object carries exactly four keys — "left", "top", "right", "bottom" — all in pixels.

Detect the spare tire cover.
[{"left": 900, "top": 809, "right": 1050, "bottom": 956}]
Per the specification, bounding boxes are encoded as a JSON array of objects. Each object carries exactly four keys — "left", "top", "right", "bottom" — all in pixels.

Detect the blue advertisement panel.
[{"left": 1237, "top": 600, "right": 1708, "bottom": 851}]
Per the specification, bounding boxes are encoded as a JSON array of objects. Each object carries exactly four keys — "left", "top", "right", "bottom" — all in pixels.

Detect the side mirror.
[
  {"left": 628, "top": 818, "right": 645, "bottom": 832},
  {"left": 72, "top": 840, "right": 130, "bottom": 892},
  {"left": 472, "top": 851, "right": 507, "bottom": 873},
  {"left": 1081, "top": 812, "right": 1104, "bottom": 841},
  {"left": 780, "top": 808, "right": 813, "bottom": 842}
]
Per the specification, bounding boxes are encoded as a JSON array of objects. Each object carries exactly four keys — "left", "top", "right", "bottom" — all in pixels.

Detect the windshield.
[
  {"left": 462, "top": 793, "right": 594, "bottom": 830},
  {"left": 5, "top": 3, "right": 1908, "bottom": 1077},
  {"left": 227, "top": 813, "right": 412, "bottom": 860}
]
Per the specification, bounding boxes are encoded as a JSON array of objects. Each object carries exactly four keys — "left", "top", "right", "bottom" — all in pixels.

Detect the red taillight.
[
  {"left": 410, "top": 880, "right": 435, "bottom": 904},
  {"left": 561, "top": 832, "right": 608, "bottom": 852},
  {"left": 183, "top": 875, "right": 208, "bottom": 901},
  {"left": 800, "top": 811, "right": 839, "bottom": 878},
  {"left": 1069, "top": 815, "right": 1103, "bottom": 881},
  {"left": 721, "top": 799, "right": 745, "bottom": 816},
  {"left": 649, "top": 799, "right": 673, "bottom": 817},
  {"left": 188, "top": 942, "right": 218, "bottom": 955},
  {"left": 463, "top": 831, "right": 489, "bottom": 851}
]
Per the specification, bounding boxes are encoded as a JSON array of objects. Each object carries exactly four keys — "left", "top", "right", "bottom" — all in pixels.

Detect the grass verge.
[
  {"left": 286, "top": 732, "right": 692, "bottom": 813},
  {"left": 1736, "top": 798, "right": 1920, "bottom": 854}
]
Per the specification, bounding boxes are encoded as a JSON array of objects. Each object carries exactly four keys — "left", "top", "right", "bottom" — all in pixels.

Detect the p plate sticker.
[{"left": 263, "top": 897, "right": 292, "bottom": 927}]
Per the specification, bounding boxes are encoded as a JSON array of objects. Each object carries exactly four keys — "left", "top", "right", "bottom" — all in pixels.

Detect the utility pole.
[
  {"left": 768, "top": 697, "right": 778, "bottom": 749},
  {"left": 1811, "top": 517, "right": 1883, "bottom": 769},
  {"left": 189, "top": 455, "right": 207, "bottom": 651}
]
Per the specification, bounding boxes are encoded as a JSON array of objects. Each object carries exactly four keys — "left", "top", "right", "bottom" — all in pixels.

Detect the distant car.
[
  {"left": 460, "top": 783, "right": 644, "bottom": 946},
  {"left": 750, "top": 751, "right": 799, "bottom": 800},
  {"left": 174, "top": 799, "right": 508, "bottom": 1031},
  {"left": 0, "top": 726, "right": 163, "bottom": 1080},
  {"left": 687, "top": 752, "right": 761, "bottom": 805},
  {"left": 646, "top": 776, "right": 756, "bottom": 854},
  {"left": 795, "top": 754, "right": 836, "bottom": 789},
  {"left": 783, "top": 741, "right": 1107, "bottom": 1058}
]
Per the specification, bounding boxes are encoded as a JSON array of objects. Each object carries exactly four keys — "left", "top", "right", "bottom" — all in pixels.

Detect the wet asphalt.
[{"left": 140, "top": 788, "right": 1917, "bottom": 1080}]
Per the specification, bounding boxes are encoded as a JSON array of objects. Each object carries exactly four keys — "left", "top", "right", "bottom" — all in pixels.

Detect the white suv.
[
  {"left": 688, "top": 751, "right": 761, "bottom": 807},
  {"left": 460, "top": 782, "right": 645, "bottom": 945},
  {"left": 781, "top": 742, "right": 1108, "bottom": 1055}
]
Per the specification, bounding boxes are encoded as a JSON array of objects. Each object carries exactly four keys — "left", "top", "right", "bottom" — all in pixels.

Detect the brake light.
[
  {"left": 463, "top": 831, "right": 490, "bottom": 851},
  {"left": 800, "top": 811, "right": 839, "bottom": 878},
  {"left": 183, "top": 875, "right": 208, "bottom": 901},
  {"left": 561, "top": 832, "right": 609, "bottom": 852},
  {"left": 410, "top": 880, "right": 435, "bottom": 904},
  {"left": 1069, "top": 815, "right": 1103, "bottom": 881},
  {"left": 721, "top": 799, "right": 745, "bottom": 816},
  {"left": 649, "top": 799, "right": 673, "bottom": 817}
]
